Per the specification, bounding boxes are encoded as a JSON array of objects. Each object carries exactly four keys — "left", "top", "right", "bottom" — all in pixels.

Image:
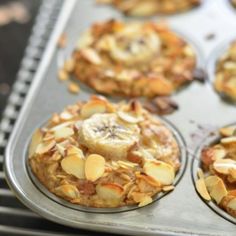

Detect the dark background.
[{"left": 0, "top": 0, "right": 41, "bottom": 115}]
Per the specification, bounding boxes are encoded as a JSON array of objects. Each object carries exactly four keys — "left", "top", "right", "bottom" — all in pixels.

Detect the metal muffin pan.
[
  {"left": 192, "top": 124, "right": 236, "bottom": 225},
  {"left": 4, "top": 0, "right": 236, "bottom": 235}
]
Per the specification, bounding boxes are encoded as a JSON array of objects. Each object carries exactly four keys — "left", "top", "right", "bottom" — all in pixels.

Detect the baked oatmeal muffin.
[
  {"left": 232, "top": 0, "right": 236, "bottom": 8},
  {"left": 214, "top": 41, "right": 236, "bottom": 102},
  {"left": 97, "top": 0, "right": 201, "bottom": 16},
  {"left": 29, "top": 96, "right": 180, "bottom": 208},
  {"left": 70, "top": 20, "right": 196, "bottom": 97},
  {"left": 196, "top": 125, "right": 236, "bottom": 217}
]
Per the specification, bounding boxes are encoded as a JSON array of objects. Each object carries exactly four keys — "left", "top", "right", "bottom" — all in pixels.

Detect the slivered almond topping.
[
  {"left": 221, "top": 136, "right": 236, "bottom": 144},
  {"left": 64, "top": 58, "right": 75, "bottom": 73},
  {"left": 208, "top": 179, "right": 228, "bottom": 204},
  {"left": 117, "top": 111, "right": 143, "bottom": 124},
  {"left": 54, "top": 127, "right": 74, "bottom": 140},
  {"left": 136, "top": 173, "right": 160, "bottom": 187},
  {"left": 35, "top": 140, "right": 56, "bottom": 155},
  {"left": 144, "top": 160, "right": 175, "bottom": 185},
  {"left": 61, "top": 154, "right": 85, "bottom": 179},
  {"left": 66, "top": 145, "right": 84, "bottom": 157},
  {"left": 213, "top": 159, "right": 236, "bottom": 175},
  {"left": 29, "top": 129, "right": 43, "bottom": 157},
  {"left": 58, "top": 69, "right": 69, "bottom": 81},
  {"left": 162, "top": 185, "right": 175, "bottom": 192},
  {"left": 138, "top": 195, "right": 153, "bottom": 207},
  {"left": 81, "top": 48, "right": 102, "bottom": 65},
  {"left": 85, "top": 154, "right": 105, "bottom": 181},
  {"left": 220, "top": 126, "right": 236, "bottom": 137},
  {"left": 96, "top": 183, "right": 124, "bottom": 200},
  {"left": 196, "top": 178, "right": 211, "bottom": 201},
  {"left": 80, "top": 100, "right": 108, "bottom": 119},
  {"left": 55, "top": 184, "right": 79, "bottom": 199},
  {"left": 227, "top": 198, "right": 236, "bottom": 211},
  {"left": 197, "top": 168, "right": 204, "bottom": 179},
  {"left": 204, "top": 175, "right": 222, "bottom": 192}
]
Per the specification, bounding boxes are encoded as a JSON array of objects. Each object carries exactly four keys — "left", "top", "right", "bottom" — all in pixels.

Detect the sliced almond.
[
  {"left": 29, "top": 129, "right": 43, "bottom": 157},
  {"left": 136, "top": 173, "right": 160, "bottom": 187},
  {"left": 117, "top": 111, "right": 144, "bottom": 124},
  {"left": 138, "top": 195, "right": 152, "bottom": 207},
  {"left": 96, "top": 183, "right": 124, "bottom": 200},
  {"left": 81, "top": 48, "right": 102, "bottom": 65},
  {"left": 35, "top": 140, "right": 56, "bottom": 155},
  {"left": 205, "top": 175, "right": 221, "bottom": 192},
  {"left": 221, "top": 136, "right": 236, "bottom": 144},
  {"left": 55, "top": 184, "right": 79, "bottom": 199},
  {"left": 117, "top": 160, "right": 138, "bottom": 169},
  {"left": 50, "top": 121, "right": 74, "bottom": 132},
  {"left": 66, "top": 145, "right": 84, "bottom": 157},
  {"left": 197, "top": 168, "right": 204, "bottom": 179},
  {"left": 54, "top": 127, "right": 74, "bottom": 140},
  {"left": 143, "top": 160, "right": 175, "bottom": 185},
  {"left": 68, "top": 82, "right": 80, "bottom": 94},
  {"left": 213, "top": 159, "right": 236, "bottom": 175},
  {"left": 220, "top": 126, "right": 236, "bottom": 137},
  {"left": 80, "top": 100, "right": 108, "bottom": 119},
  {"left": 196, "top": 178, "right": 211, "bottom": 201},
  {"left": 227, "top": 198, "right": 236, "bottom": 211},
  {"left": 205, "top": 175, "right": 228, "bottom": 204},
  {"left": 85, "top": 154, "right": 105, "bottom": 182},
  {"left": 162, "top": 185, "right": 175, "bottom": 192},
  {"left": 61, "top": 154, "right": 85, "bottom": 179}
]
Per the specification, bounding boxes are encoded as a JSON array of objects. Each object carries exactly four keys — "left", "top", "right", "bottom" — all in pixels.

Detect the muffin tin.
[{"left": 4, "top": 0, "right": 236, "bottom": 235}]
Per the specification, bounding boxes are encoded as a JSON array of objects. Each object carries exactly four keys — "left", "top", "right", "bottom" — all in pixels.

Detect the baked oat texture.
[
  {"left": 196, "top": 125, "right": 236, "bottom": 218},
  {"left": 29, "top": 96, "right": 180, "bottom": 208},
  {"left": 214, "top": 41, "right": 236, "bottom": 101},
  {"left": 71, "top": 20, "right": 196, "bottom": 97},
  {"left": 97, "top": 0, "right": 201, "bottom": 16}
]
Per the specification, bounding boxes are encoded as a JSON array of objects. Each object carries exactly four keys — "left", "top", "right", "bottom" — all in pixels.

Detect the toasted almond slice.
[
  {"left": 55, "top": 184, "right": 79, "bottom": 199},
  {"left": 197, "top": 168, "right": 204, "bottom": 179},
  {"left": 144, "top": 160, "right": 175, "bottom": 185},
  {"left": 66, "top": 145, "right": 84, "bottom": 157},
  {"left": 162, "top": 185, "right": 175, "bottom": 192},
  {"left": 85, "top": 154, "right": 105, "bottom": 181},
  {"left": 196, "top": 178, "right": 211, "bottom": 201},
  {"left": 35, "top": 140, "right": 56, "bottom": 155},
  {"left": 136, "top": 173, "right": 160, "bottom": 187},
  {"left": 64, "top": 58, "right": 75, "bottom": 73},
  {"left": 117, "top": 111, "right": 144, "bottom": 124},
  {"left": 29, "top": 129, "right": 43, "bottom": 157},
  {"left": 80, "top": 100, "right": 108, "bottom": 119},
  {"left": 50, "top": 121, "right": 74, "bottom": 132},
  {"left": 221, "top": 136, "right": 236, "bottom": 144},
  {"left": 205, "top": 175, "right": 221, "bottom": 192},
  {"left": 138, "top": 195, "right": 153, "bottom": 207},
  {"left": 61, "top": 155, "right": 85, "bottom": 179},
  {"left": 227, "top": 198, "right": 236, "bottom": 211},
  {"left": 117, "top": 160, "right": 138, "bottom": 168},
  {"left": 96, "top": 183, "right": 124, "bottom": 200},
  {"left": 58, "top": 69, "right": 69, "bottom": 81},
  {"left": 213, "top": 159, "right": 236, "bottom": 175},
  {"left": 220, "top": 126, "right": 236, "bottom": 137},
  {"left": 60, "top": 111, "right": 74, "bottom": 121},
  {"left": 209, "top": 179, "right": 228, "bottom": 204},
  {"left": 54, "top": 127, "right": 74, "bottom": 140},
  {"left": 81, "top": 48, "right": 102, "bottom": 65}
]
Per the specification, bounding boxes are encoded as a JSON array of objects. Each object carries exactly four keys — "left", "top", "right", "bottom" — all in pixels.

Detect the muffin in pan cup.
[
  {"left": 29, "top": 96, "right": 181, "bottom": 208},
  {"left": 69, "top": 20, "right": 197, "bottom": 98},
  {"left": 97, "top": 0, "right": 201, "bottom": 16}
]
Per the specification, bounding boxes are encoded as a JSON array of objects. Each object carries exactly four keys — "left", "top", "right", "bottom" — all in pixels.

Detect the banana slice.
[
  {"left": 79, "top": 113, "right": 140, "bottom": 160},
  {"left": 98, "top": 23, "right": 161, "bottom": 66}
]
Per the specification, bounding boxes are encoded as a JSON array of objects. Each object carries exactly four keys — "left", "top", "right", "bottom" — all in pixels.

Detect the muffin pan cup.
[{"left": 4, "top": 0, "right": 236, "bottom": 235}]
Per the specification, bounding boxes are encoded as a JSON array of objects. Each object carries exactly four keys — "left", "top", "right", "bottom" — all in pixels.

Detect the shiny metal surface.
[{"left": 4, "top": 0, "right": 236, "bottom": 235}]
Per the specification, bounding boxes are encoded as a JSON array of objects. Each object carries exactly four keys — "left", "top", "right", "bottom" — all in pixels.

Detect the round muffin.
[
  {"left": 196, "top": 125, "right": 236, "bottom": 218},
  {"left": 232, "top": 0, "right": 236, "bottom": 8},
  {"left": 29, "top": 96, "right": 180, "bottom": 208},
  {"left": 71, "top": 20, "right": 196, "bottom": 98},
  {"left": 214, "top": 41, "right": 236, "bottom": 102},
  {"left": 97, "top": 0, "right": 201, "bottom": 16}
]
